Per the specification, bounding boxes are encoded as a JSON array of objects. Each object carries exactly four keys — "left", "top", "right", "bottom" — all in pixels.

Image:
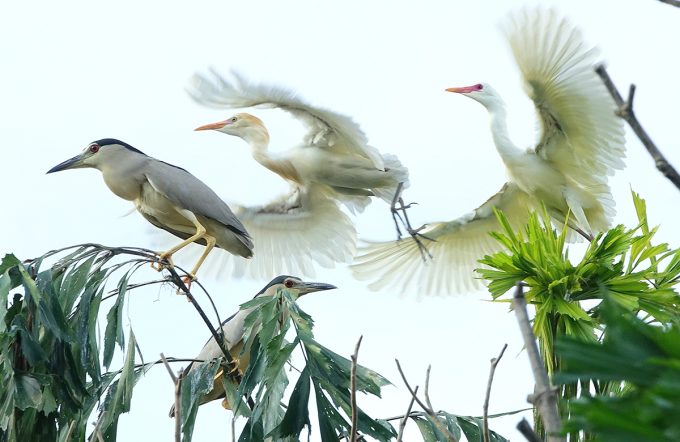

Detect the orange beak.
[{"left": 194, "top": 120, "right": 229, "bottom": 131}]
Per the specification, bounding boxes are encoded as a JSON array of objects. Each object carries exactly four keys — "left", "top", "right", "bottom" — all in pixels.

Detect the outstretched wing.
[
  {"left": 504, "top": 8, "right": 625, "bottom": 187},
  {"left": 154, "top": 184, "right": 357, "bottom": 280},
  {"left": 187, "top": 69, "right": 385, "bottom": 170},
  {"left": 351, "top": 183, "right": 536, "bottom": 298}
]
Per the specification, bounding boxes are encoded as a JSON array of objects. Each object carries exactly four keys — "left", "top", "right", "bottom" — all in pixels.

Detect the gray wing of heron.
[{"left": 145, "top": 160, "right": 252, "bottom": 239}]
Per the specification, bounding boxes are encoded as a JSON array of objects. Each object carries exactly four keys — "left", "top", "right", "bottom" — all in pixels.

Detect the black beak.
[
  {"left": 47, "top": 154, "right": 86, "bottom": 174},
  {"left": 298, "top": 282, "right": 337, "bottom": 295}
]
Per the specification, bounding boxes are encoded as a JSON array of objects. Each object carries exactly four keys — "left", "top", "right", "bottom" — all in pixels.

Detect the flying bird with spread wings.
[
  {"left": 351, "top": 8, "right": 626, "bottom": 298},
  {"left": 155, "top": 71, "right": 410, "bottom": 281}
]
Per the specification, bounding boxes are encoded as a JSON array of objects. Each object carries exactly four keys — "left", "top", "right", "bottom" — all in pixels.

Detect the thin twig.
[
  {"left": 512, "top": 283, "right": 564, "bottom": 442},
  {"left": 64, "top": 421, "right": 76, "bottom": 441},
  {"left": 232, "top": 416, "right": 236, "bottom": 442},
  {"left": 396, "top": 386, "right": 419, "bottom": 442},
  {"left": 161, "top": 353, "right": 183, "bottom": 442},
  {"left": 483, "top": 344, "right": 508, "bottom": 442},
  {"left": 160, "top": 353, "right": 178, "bottom": 384},
  {"left": 424, "top": 365, "right": 434, "bottom": 411},
  {"left": 659, "top": 0, "right": 680, "bottom": 7},
  {"left": 517, "top": 418, "right": 544, "bottom": 442},
  {"left": 395, "top": 360, "right": 459, "bottom": 442},
  {"left": 595, "top": 65, "right": 680, "bottom": 191},
  {"left": 174, "top": 370, "right": 183, "bottom": 442},
  {"left": 91, "top": 411, "right": 106, "bottom": 442},
  {"left": 350, "top": 336, "right": 363, "bottom": 442}
]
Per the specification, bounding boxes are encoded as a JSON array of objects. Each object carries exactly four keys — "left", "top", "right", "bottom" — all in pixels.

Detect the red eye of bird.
[
  {"left": 285, "top": 280, "right": 294, "bottom": 288},
  {"left": 89, "top": 144, "right": 100, "bottom": 153},
  {"left": 475, "top": 84, "right": 483, "bottom": 90}
]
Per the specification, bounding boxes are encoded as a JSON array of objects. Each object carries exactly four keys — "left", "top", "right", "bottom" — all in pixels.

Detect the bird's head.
[
  {"left": 195, "top": 113, "right": 270, "bottom": 146},
  {"left": 445, "top": 82, "right": 505, "bottom": 109},
  {"left": 47, "top": 139, "right": 147, "bottom": 174},
  {"left": 260, "top": 275, "right": 337, "bottom": 300}
]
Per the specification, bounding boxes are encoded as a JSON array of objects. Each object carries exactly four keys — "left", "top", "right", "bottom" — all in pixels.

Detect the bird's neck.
[
  {"left": 243, "top": 129, "right": 304, "bottom": 184},
  {"left": 487, "top": 104, "right": 522, "bottom": 164}
]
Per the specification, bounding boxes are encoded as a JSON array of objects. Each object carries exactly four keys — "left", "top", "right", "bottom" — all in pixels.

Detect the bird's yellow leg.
[
  {"left": 189, "top": 234, "right": 216, "bottom": 278},
  {"left": 152, "top": 220, "right": 207, "bottom": 272}
]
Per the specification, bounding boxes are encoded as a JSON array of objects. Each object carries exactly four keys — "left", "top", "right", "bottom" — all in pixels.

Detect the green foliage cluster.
[
  {"left": 479, "top": 191, "right": 680, "bottom": 440},
  {"left": 1, "top": 244, "right": 515, "bottom": 442},
  {"left": 555, "top": 298, "right": 680, "bottom": 441},
  {"left": 0, "top": 246, "right": 150, "bottom": 442}
]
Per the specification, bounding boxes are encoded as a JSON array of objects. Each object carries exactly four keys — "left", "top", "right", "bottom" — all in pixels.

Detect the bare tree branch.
[
  {"left": 595, "top": 65, "right": 680, "bottom": 191},
  {"left": 396, "top": 386, "right": 419, "bottom": 442},
  {"left": 424, "top": 365, "right": 434, "bottom": 411},
  {"left": 659, "top": 0, "right": 680, "bottom": 7},
  {"left": 64, "top": 421, "right": 76, "bottom": 441},
  {"left": 483, "top": 344, "right": 508, "bottom": 442},
  {"left": 350, "top": 336, "right": 363, "bottom": 442},
  {"left": 395, "top": 360, "right": 459, "bottom": 442},
  {"left": 161, "top": 353, "right": 183, "bottom": 442},
  {"left": 517, "top": 418, "right": 544, "bottom": 442},
  {"left": 512, "top": 283, "right": 564, "bottom": 442},
  {"left": 92, "top": 411, "right": 106, "bottom": 442}
]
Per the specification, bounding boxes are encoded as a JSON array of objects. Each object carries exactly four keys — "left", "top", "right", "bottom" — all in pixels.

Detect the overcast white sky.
[{"left": 1, "top": 0, "right": 679, "bottom": 440}]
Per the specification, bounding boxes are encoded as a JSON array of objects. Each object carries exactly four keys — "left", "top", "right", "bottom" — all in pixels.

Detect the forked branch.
[
  {"left": 512, "top": 283, "right": 564, "bottom": 442},
  {"left": 595, "top": 65, "right": 680, "bottom": 191}
]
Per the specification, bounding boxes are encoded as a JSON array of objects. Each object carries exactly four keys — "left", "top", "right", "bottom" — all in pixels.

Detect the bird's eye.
[
  {"left": 284, "top": 280, "right": 294, "bottom": 288},
  {"left": 231, "top": 117, "right": 237, "bottom": 122},
  {"left": 475, "top": 84, "right": 483, "bottom": 90},
  {"left": 89, "top": 144, "right": 100, "bottom": 153}
]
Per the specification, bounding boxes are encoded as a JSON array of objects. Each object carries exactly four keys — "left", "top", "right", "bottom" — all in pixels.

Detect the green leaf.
[
  {"left": 103, "top": 274, "right": 128, "bottom": 369},
  {"left": 13, "top": 372, "right": 42, "bottom": 411},
  {"left": 180, "top": 359, "right": 221, "bottom": 442},
  {"left": 411, "top": 416, "right": 437, "bottom": 442},
  {"left": 101, "top": 329, "right": 137, "bottom": 440},
  {"left": 274, "top": 366, "right": 311, "bottom": 439},
  {"left": 12, "top": 314, "right": 48, "bottom": 366},
  {"left": 458, "top": 417, "right": 483, "bottom": 442}
]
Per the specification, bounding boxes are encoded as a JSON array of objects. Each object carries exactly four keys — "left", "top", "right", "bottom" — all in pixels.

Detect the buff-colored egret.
[
  {"left": 47, "top": 139, "right": 253, "bottom": 282},
  {"left": 351, "top": 8, "right": 626, "bottom": 298},
  {"left": 187, "top": 72, "right": 420, "bottom": 238}
]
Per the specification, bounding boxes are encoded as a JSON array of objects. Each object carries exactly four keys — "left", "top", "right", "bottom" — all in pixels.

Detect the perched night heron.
[
  {"left": 47, "top": 138, "right": 254, "bottom": 281},
  {"left": 168, "top": 275, "right": 336, "bottom": 417},
  {"left": 351, "top": 8, "right": 626, "bottom": 298}
]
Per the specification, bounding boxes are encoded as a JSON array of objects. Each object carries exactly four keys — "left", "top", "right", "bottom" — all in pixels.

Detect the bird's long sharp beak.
[
  {"left": 445, "top": 86, "right": 477, "bottom": 94},
  {"left": 194, "top": 121, "right": 228, "bottom": 131},
  {"left": 298, "top": 282, "right": 337, "bottom": 295},
  {"left": 46, "top": 154, "right": 87, "bottom": 174}
]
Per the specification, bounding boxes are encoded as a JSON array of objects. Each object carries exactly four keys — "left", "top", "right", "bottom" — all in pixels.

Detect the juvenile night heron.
[
  {"left": 47, "top": 138, "right": 254, "bottom": 281},
  {"left": 351, "top": 8, "right": 626, "bottom": 298},
  {"left": 168, "top": 275, "right": 336, "bottom": 416}
]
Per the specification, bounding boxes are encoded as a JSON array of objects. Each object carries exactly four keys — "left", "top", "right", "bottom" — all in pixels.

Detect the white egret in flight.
[{"left": 351, "top": 8, "right": 626, "bottom": 298}]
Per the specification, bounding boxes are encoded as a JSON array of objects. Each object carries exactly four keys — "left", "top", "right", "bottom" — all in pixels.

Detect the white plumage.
[
  {"left": 187, "top": 70, "right": 410, "bottom": 210},
  {"left": 155, "top": 184, "right": 356, "bottom": 280},
  {"left": 351, "top": 8, "right": 626, "bottom": 298}
]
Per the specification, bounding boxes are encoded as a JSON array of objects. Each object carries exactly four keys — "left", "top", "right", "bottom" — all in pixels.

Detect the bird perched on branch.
[
  {"left": 47, "top": 138, "right": 253, "bottom": 282},
  {"left": 168, "top": 275, "right": 336, "bottom": 417},
  {"left": 351, "top": 8, "right": 626, "bottom": 298}
]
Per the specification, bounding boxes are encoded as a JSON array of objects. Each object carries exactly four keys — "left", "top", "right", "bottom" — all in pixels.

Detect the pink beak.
[
  {"left": 194, "top": 120, "right": 229, "bottom": 131},
  {"left": 445, "top": 86, "right": 479, "bottom": 94}
]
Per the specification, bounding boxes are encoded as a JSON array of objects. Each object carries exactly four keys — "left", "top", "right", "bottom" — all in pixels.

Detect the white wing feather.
[
  {"left": 154, "top": 184, "right": 357, "bottom": 280},
  {"left": 187, "top": 69, "right": 386, "bottom": 170},
  {"left": 351, "top": 183, "right": 535, "bottom": 298},
  {"left": 504, "top": 8, "right": 626, "bottom": 186}
]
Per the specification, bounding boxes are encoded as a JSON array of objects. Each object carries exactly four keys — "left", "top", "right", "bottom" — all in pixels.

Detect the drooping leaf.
[{"left": 180, "top": 359, "right": 221, "bottom": 442}]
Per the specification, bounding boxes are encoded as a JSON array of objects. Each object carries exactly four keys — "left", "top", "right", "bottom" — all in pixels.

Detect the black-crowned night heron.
[
  {"left": 351, "top": 8, "right": 625, "bottom": 298},
  {"left": 47, "top": 138, "right": 254, "bottom": 281},
  {"left": 168, "top": 275, "right": 336, "bottom": 417}
]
